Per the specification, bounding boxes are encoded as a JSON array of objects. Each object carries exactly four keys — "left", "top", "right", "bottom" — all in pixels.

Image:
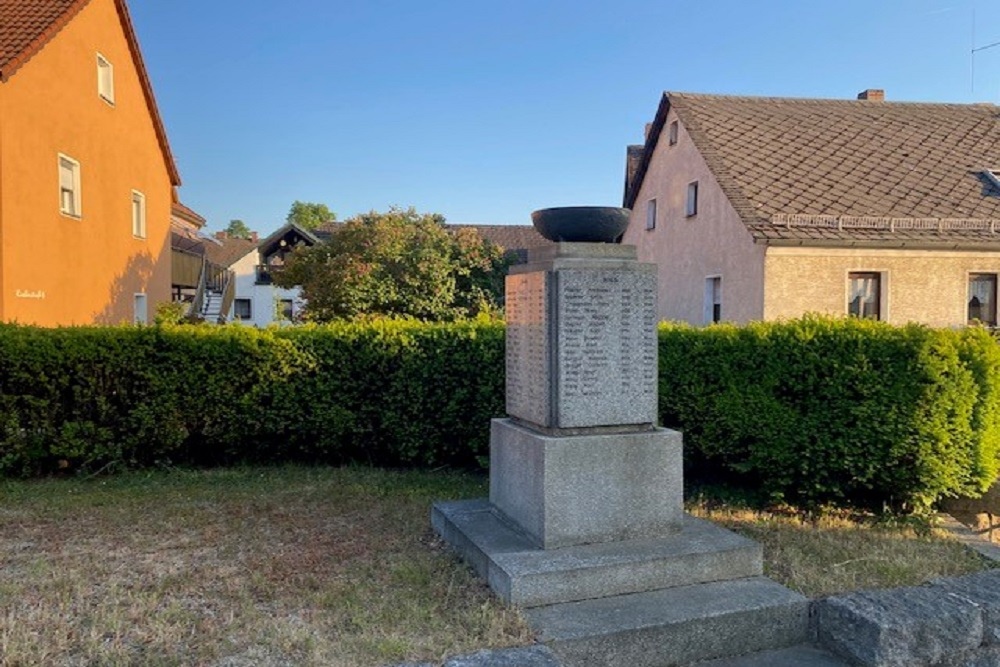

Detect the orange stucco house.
[{"left": 0, "top": 0, "right": 186, "bottom": 325}]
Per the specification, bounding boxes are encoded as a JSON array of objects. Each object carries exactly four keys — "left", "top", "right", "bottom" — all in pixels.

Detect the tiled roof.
[
  {"left": 312, "top": 220, "right": 342, "bottom": 241},
  {"left": 0, "top": 0, "right": 83, "bottom": 77},
  {"left": 450, "top": 224, "right": 550, "bottom": 262},
  {"left": 628, "top": 92, "right": 1000, "bottom": 248},
  {"left": 203, "top": 236, "right": 256, "bottom": 268},
  {"left": 171, "top": 201, "right": 205, "bottom": 228},
  {"left": 0, "top": 0, "right": 181, "bottom": 186},
  {"left": 313, "top": 221, "right": 550, "bottom": 263}
]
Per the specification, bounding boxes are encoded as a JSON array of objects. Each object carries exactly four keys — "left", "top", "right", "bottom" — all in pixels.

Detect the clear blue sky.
[{"left": 129, "top": 0, "right": 1000, "bottom": 236}]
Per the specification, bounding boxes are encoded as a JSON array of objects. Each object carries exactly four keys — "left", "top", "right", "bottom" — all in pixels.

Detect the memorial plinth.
[
  {"left": 491, "top": 243, "right": 683, "bottom": 548},
  {"left": 432, "top": 210, "right": 807, "bottom": 666}
]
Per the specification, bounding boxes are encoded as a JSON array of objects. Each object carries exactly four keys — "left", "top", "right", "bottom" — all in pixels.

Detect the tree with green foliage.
[
  {"left": 287, "top": 201, "right": 336, "bottom": 231},
  {"left": 224, "top": 219, "right": 252, "bottom": 239},
  {"left": 274, "top": 207, "right": 508, "bottom": 321}
]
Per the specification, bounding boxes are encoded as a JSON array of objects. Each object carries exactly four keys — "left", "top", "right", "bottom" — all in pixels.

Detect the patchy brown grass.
[
  {"left": 2, "top": 467, "right": 995, "bottom": 666},
  {"left": 688, "top": 496, "right": 996, "bottom": 598},
  {"left": 0, "top": 467, "right": 531, "bottom": 667}
]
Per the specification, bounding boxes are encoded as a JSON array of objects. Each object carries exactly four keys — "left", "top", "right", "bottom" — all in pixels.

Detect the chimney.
[
  {"left": 250, "top": 231, "right": 259, "bottom": 243},
  {"left": 215, "top": 231, "right": 227, "bottom": 240},
  {"left": 857, "top": 89, "right": 885, "bottom": 101},
  {"left": 624, "top": 145, "right": 646, "bottom": 204}
]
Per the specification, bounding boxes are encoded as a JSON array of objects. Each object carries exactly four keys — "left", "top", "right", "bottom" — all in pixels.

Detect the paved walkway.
[{"left": 937, "top": 512, "right": 1000, "bottom": 563}]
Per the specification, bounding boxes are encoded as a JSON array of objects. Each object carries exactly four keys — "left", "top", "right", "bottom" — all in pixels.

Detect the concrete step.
[
  {"left": 524, "top": 577, "right": 809, "bottom": 667},
  {"left": 691, "top": 645, "right": 850, "bottom": 667},
  {"left": 432, "top": 499, "right": 762, "bottom": 608}
]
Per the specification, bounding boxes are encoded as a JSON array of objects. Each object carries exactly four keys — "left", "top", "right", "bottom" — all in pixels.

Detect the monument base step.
[
  {"left": 432, "top": 498, "right": 763, "bottom": 608},
  {"left": 690, "top": 645, "right": 850, "bottom": 667},
  {"left": 525, "top": 577, "right": 809, "bottom": 667}
]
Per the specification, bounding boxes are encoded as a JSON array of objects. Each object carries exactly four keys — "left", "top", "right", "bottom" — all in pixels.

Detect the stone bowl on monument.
[{"left": 431, "top": 206, "right": 809, "bottom": 666}]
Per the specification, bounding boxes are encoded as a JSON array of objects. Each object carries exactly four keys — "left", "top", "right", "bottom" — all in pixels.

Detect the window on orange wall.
[
  {"left": 646, "top": 198, "right": 657, "bottom": 230},
  {"left": 131, "top": 190, "right": 146, "bottom": 238},
  {"left": 134, "top": 293, "right": 147, "bottom": 324},
  {"left": 97, "top": 53, "right": 114, "bottom": 104},
  {"left": 58, "top": 154, "right": 81, "bottom": 217}
]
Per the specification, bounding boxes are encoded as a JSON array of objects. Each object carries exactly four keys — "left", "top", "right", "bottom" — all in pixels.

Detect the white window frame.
[
  {"left": 668, "top": 120, "right": 679, "bottom": 146},
  {"left": 97, "top": 53, "right": 114, "bottom": 104},
  {"left": 58, "top": 154, "right": 82, "bottom": 218},
  {"left": 131, "top": 190, "right": 146, "bottom": 238},
  {"left": 686, "top": 181, "right": 699, "bottom": 217},
  {"left": 704, "top": 276, "right": 722, "bottom": 324},
  {"left": 646, "top": 198, "right": 657, "bottom": 231},
  {"left": 134, "top": 293, "right": 148, "bottom": 325}
]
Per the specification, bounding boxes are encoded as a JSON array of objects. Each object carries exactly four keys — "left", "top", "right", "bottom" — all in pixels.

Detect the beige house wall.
[
  {"left": 764, "top": 247, "right": 1000, "bottom": 326},
  {"left": 623, "top": 108, "right": 765, "bottom": 324}
]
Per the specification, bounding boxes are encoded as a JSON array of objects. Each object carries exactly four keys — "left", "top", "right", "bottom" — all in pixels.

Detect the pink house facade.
[{"left": 623, "top": 90, "right": 1000, "bottom": 327}]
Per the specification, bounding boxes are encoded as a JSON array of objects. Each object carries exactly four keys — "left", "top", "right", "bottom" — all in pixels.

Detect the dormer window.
[
  {"left": 97, "top": 54, "right": 114, "bottom": 104},
  {"left": 986, "top": 170, "right": 1000, "bottom": 190}
]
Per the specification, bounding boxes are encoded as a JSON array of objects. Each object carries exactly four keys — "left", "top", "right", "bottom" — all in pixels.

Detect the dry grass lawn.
[
  {"left": 0, "top": 467, "right": 530, "bottom": 667},
  {"left": 689, "top": 495, "right": 996, "bottom": 598},
  {"left": 1, "top": 467, "right": 995, "bottom": 666}
]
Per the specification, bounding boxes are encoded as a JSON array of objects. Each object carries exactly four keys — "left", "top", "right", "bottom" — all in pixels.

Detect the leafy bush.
[
  {"left": 1, "top": 316, "right": 997, "bottom": 514},
  {"left": 0, "top": 320, "right": 504, "bottom": 476},
  {"left": 659, "top": 316, "right": 1000, "bottom": 511}
]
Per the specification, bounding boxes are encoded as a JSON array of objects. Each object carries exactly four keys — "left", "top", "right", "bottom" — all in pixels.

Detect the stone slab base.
[
  {"left": 814, "top": 571, "right": 1000, "bottom": 667},
  {"left": 526, "top": 577, "right": 809, "bottom": 667},
  {"left": 432, "top": 499, "right": 762, "bottom": 608},
  {"left": 489, "top": 418, "right": 683, "bottom": 549},
  {"left": 691, "top": 645, "right": 850, "bottom": 667}
]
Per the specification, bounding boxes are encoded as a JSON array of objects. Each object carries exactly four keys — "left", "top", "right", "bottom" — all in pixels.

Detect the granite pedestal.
[
  {"left": 432, "top": 239, "right": 808, "bottom": 665},
  {"left": 489, "top": 418, "right": 683, "bottom": 549}
]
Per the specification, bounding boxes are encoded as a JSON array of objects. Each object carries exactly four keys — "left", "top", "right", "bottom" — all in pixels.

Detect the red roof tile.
[
  {"left": 627, "top": 92, "right": 1000, "bottom": 248},
  {"left": 0, "top": 0, "right": 85, "bottom": 78},
  {"left": 203, "top": 236, "right": 256, "bottom": 268},
  {"left": 171, "top": 201, "right": 205, "bottom": 227}
]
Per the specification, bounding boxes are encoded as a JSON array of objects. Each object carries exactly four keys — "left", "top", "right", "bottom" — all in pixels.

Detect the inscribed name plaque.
[
  {"left": 505, "top": 246, "right": 658, "bottom": 431},
  {"left": 553, "top": 269, "right": 657, "bottom": 428},
  {"left": 505, "top": 272, "right": 550, "bottom": 427}
]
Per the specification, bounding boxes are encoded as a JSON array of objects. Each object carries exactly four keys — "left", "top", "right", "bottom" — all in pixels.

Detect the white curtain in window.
[
  {"left": 849, "top": 274, "right": 878, "bottom": 318},
  {"left": 969, "top": 275, "right": 996, "bottom": 324}
]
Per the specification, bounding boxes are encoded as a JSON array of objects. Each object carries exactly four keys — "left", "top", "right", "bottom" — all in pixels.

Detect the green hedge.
[
  {"left": 0, "top": 321, "right": 504, "bottom": 476},
  {"left": 659, "top": 316, "right": 1000, "bottom": 511},
  {"left": 1, "top": 316, "right": 997, "bottom": 512}
]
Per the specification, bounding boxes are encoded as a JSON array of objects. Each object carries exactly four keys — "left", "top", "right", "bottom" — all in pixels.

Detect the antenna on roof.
[{"left": 972, "top": 8, "right": 1000, "bottom": 94}]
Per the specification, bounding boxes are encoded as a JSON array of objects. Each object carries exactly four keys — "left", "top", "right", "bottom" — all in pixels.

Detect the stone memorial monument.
[{"left": 433, "top": 207, "right": 807, "bottom": 666}]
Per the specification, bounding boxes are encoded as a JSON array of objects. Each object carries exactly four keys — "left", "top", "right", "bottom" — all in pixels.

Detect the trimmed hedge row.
[
  {"left": 0, "top": 317, "right": 997, "bottom": 511},
  {"left": 0, "top": 321, "right": 504, "bottom": 476},
  {"left": 659, "top": 316, "right": 1000, "bottom": 511}
]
